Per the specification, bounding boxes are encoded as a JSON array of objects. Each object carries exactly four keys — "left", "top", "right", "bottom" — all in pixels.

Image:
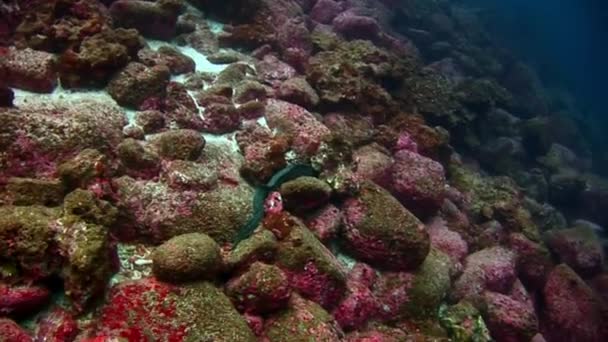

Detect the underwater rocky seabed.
[{"left": 0, "top": 0, "right": 607, "bottom": 341}]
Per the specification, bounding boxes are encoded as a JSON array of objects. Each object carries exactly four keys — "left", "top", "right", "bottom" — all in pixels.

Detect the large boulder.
[
  {"left": 110, "top": 0, "right": 184, "bottom": 40},
  {"left": 1, "top": 47, "right": 57, "bottom": 93},
  {"left": 107, "top": 62, "right": 170, "bottom": 108}
]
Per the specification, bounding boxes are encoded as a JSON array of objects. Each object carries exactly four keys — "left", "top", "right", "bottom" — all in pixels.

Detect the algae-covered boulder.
[
  {"left": 152, "top": 233, "right": 222, "bottom": 282},
  {"left": 262, "top": 294, "right": 343, "bottom": 342},
  {"left": 89, "top": 278, "right": 256, "bottom": 341},
  {"left": 545, "top": 226, "right": 605, "bottom": 278},
  {"left": 5, "top": 177, "right": 64, "bottom": 206},
  {"left": 439, "top": 301, "right": 491, "bottom": 342},
  {"left": 150, "top": 129, "right": 206, "bottom": 161},
  {"left": 341, "top": 181, "right": 430, "bottom": 271},
  {"left": 279, "top": 176, "right": 332, "bottom": 212}
]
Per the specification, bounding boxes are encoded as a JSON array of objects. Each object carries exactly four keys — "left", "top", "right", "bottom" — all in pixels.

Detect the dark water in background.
[{"left": 460, "top": 0, "right": 608, "bottom": 173}]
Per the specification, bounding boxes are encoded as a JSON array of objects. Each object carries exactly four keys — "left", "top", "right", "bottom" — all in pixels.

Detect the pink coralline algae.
[
  {"left": 255, "top": 54, "right": 297, "bottom": 86},
  {"left": 483, "top": 291, "right": 539, "bottom": 342},
  {"left": 545, "top": 226, "right": 605, "bottom": 278},
  {"left": 332, "top": 11, "right": 382, "bottom": 43},
  {"left": 265, "top": 99, "right": 331, "bottom": 157}
]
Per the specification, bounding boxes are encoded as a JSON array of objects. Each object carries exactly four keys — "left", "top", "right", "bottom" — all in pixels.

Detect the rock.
[
  {"left": 233, "top": 80, "right": 267, "bottom": 104},
  {"left": 107, "top": 62, "right": 170, "bottom": 108},
  {"left": 389, "top": 150, "right": 447, "bottom": 216},
  {"left": 256, "top": 55, "right": 297, "bottom": 86},
  {"left": 427, "top": 216, "right": 468, "bottom": 268},
  {"left": 482, "top": 291, "right": 538, "bottom": 342},
  {"left": 237, "top": 125, "right": 289, "bottom": 184},
  {"left": 117, "top": 139, "right": 161, "bottom": 179},
  {"left": 262, "top": 294, "right": 343, "bottom": 342},
  {"left": 332, "top": 11, "right": 381, "bottom": 42},
  {"left": 541, "top": 264, "right": 605, "bottom": 342},
  {"left": 1, "top": 47, "right": 57, "bottom": 93},
  {"left": 304, "top": 204, "right": 342, "bottom": 242},
  {"left": 277, "top": 77, "right": 320, "bottom": 109},
  {"left": 345, "top": 325, "right": 409, "bottom": 342},
  {"left": 451, "top": 247, "right": 517, "bottom": 302},
  {"left": 201, "top": 103, "right": 241, "bottom": 134},
  {"left": 265, "top": 99, "right": 331, "bottom": 157},
  {"left": 332, "top": 272, "right": 379, "bottom": 331},
  {"left": 508, "top": 233, "right": 553, "bottom": 290},
  {"left": 57, "top": 149, "right": 107, "bottom": 190},
  {"left": 55, "top": 192, "right": 117, "bottom": 311},
  {"left": 207, "top": 50, "right": 243, "bottom": 64},
  {"left": 352, "top": 144, "right": 393, "bottom": 187},
  {"left": 310, "top": 0, "right": 343, "bottom": 24},
  {"left": 0, "top": 283, "right": 50, "bottom": 316},
  {"left": 225, "top": 230, "right": 278, "bottom": 271},
  {"left": 5, "top": 177, "right": 64, "bottom": 206},
  {"left": 58, "top": 28, "right": 144, "bottom": 89},
  {"left": 161, "top": 160, "right": 218, "bottom": 191},
  {"left": 276, "top": 223, "right": 347, "bottom": 309},
  {"left": 226, "top": 262, "right": 291, "bottom": 314},
  {"left": 341, "top": 181, "right": 430, "bottom": 271},
  {"left": 0, "top": 318, "right": 32, "bottom": 342},
  {"left": 113, "top": 176, "right": 252, "bottom": 243},
  {"left": 90, "top": 278, "right": 256, "bottom": 341},
  {"left": 1, "top": 100, "right": 125, "bottom": 181},
  {"left": 34, "top": 308, "right": 79, "bottom": 342},
  {"left": 0, "top": 206, "right": 60, "bottom": 281},
  {"left": 138, "top": 46, "right": 195, "bottom": 75},
  {"left": 545, "top": 226, "right": 605, "bottom": 278},
  {"left": 279, "top": 176, "right": 332, "bottom": 213},
  {"left": 150, "top": 129, "right": 205, "bottom": 161},
  {"left": 135, "top": 110, "right": 166, "bottom": 134},
  {"left": 478, "top": 137, "right": 526, "bottom": 176},
  {"left": 152, "top": 233, "right": 221, "bottom": 282},
  {"left": 110, "top": 0, "right": 183, "bottom": 40},
  {"left": 439, "top": 301, "right": 491, "bottom": 342}
]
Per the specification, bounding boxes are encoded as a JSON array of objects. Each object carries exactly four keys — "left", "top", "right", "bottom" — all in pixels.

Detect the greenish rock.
[
  {"left": 107, "top": 62, "right": 170, "bottom": 108},
  {"left": 404, "top": 249, "right": 452, "bottom": 319},
  {"left": 151, "top": 129, "right": 205, "bottom": 161},
  {"left": 399, "top": 68, "right": 459, "bottom": 123},
  {"left": 454, "top": 78, "right": 512, "bottom": 113},
  {"left": 5, "top": 177, "right": 64, "bottom": 206},
  {"left": 152, "top": 233, "right": 222, "bottom": 282},
  {"left": 226, "top": 230, "right": 278, "bottom": 271},
  {"left": 0, "top": 205, "right": 60, "bottom": 279},
  {"left": 177, "top": 281, "right": 256, "bottom": 341},
  {"left": 57, "top": 148, "right": 107, "bottom": 189},
  {"left": 279, "top": 176, "right": 332, "bottom": 212},
  {"left": 263, "top": 294, "right": 342, "bottom": 342},
  {"left": 63, "top": 189, "right": 118, "bottom": 227},
  {"left": 439, "top": 301, "right": 491, "bottom": 342}
]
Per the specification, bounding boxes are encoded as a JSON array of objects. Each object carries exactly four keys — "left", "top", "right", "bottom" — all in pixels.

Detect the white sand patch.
[{"left": 12, "top": 86, "right": 115, "bottom": 107}]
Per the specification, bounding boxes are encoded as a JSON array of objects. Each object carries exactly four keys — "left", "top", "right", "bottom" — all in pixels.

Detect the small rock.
[
  {"left": 138, "top": 46, "right": 195, "bottom": 75},
  {"left": 152, "top": 233, "right": 222, "bottom": 282},
  {"left": 233, "top": 81, "right": 267, "bottom": 104},
  {"left": 135, "top": 110, "right": 166, "bottom": 134},
  {"left": 305, "top": 204, "right": 342, "bottom": 242},
  {"left": 332, "top": 12, "right": 381, "bottom": 42},
  {"left": 110, "top": 0, "right": 183, "bottom": 40},
  {"left": 226, "top": 230, "right": 278, "bottom": 271},
  {"left": 34, "top": 308, "right": 79, "bottom": 342},
  {"left": 451, "top": 247, "right": 517, "bottom": 302},
  {"left": 310, "top": 0, "right": 343, "bottom": 24},
  {"left": 1, "top": 47, "right": 57, "bottom": 93},
  {"left": 279, "top": 176, "right": 332, "bottom": 213},
  {"left": 117, "top": 139, "right": 161, "bottom": 178},
  {"left": 151, "top": 129, "right": 205, "bottom": 161},
  {"left": 483, "top": 291, "right": 539, "bottom": 342},
  {"left": 262, "top": 294, "right": 343, "bottom": 341},
  {"left": 546, "top": 226, "right": 605, "bottom": 277},
  {"left": 107, "top": 62, "right": 170, "bottom": 108},
  {"left": 226, "top": 262, "right": 291, "bottom": 314},
  {"left": 207, "top": 50, "right": 242, "bottom": 64},
  {"left": 202, "top": 103, "right": 241, "bottom": 134},
  {"left": 161, "top": 160, "right": 218, "bottom": 191},
  {"left": 277, "top": 77, "right": 320, "bottom": 109}
]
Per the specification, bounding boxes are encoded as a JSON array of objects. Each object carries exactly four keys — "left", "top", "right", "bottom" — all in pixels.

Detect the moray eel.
[{"left": 233, "top": 163, "right": 317, "bottom": 246}]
